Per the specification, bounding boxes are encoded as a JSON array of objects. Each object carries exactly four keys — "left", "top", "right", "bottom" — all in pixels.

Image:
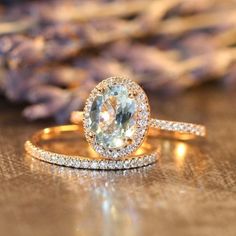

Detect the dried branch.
[{"left": 1, "top": 6, "right": 236, "bottom": 70}]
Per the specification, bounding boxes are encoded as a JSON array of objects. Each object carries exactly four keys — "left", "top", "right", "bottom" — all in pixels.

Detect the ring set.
[{"left": 25, "top": 76, "right": 206, "bottom": 170}]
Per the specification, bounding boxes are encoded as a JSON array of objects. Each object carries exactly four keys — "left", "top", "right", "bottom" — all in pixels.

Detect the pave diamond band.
[
  {"left": 149, "top": 119, "right": 206, "bottom": 137},
  {"left": 24, "top": 125, "right": 158, "bottom": 170}
]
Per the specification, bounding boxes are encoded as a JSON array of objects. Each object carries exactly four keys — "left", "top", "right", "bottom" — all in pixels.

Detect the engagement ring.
[{"left": 71, "top": 76, "right": 206, "bottom": 159}]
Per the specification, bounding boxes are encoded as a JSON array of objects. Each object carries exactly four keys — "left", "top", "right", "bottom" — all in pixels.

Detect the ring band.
[
  {"left": 71, "top": 111, "right": 206, "bottom": 140},
  {"left": 25, "top": 125, "right": 158, "bottom": 170}
]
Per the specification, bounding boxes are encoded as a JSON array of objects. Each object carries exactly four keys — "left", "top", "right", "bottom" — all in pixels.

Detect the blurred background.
[
  {"left": 0, "top": 0, "right": 236, "bottom": 122},
  {"left": 1, "top": 2, "right": 236, "bottom": 236}
]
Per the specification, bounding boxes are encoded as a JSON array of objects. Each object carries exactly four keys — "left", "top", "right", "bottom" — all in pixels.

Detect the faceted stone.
[{"left": 89, "top": 85, "right": 137, "bottom": 149}]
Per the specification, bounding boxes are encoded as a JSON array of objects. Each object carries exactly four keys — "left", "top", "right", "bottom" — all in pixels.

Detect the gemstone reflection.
[{"left": 89, "top": 85, "right": 137, "bottom": 148}]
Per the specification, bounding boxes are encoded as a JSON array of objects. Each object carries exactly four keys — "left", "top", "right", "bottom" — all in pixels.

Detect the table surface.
[{"left": 0, "top": 85, "right": 236, "bottom": 236}]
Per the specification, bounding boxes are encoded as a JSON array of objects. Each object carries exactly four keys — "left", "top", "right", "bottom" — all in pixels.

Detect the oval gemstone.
[{"left": 89, "top": 85, "right": 137, "bottom": 149}]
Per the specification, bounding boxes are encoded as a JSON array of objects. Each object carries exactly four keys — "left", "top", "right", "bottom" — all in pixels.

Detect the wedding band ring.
[{"left": 25, "top": 125, "right": 158, "bottom": 170}]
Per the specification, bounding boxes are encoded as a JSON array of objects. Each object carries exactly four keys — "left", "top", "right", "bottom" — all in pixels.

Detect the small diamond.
[
  {"left": 124, "top": 160, "right": 131, "bottom": 169},
  {"left": 115, "top": 161, "right": 123, "bottom": 169},
  {"left": 82, "top": 160, "right": 89, "bottom": 168},
  {"left": 91, "top": 161, "right": 98, "bottom": 169}
]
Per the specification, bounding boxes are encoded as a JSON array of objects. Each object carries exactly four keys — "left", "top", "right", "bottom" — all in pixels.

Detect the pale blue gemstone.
[{"left": 89, "top": 85, "right": 137, "bottom": 148}]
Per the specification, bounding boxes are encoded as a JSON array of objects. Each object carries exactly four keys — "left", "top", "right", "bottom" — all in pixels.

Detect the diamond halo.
[{"left": 83, "top": 76, "right": 151, "bottom": 159}]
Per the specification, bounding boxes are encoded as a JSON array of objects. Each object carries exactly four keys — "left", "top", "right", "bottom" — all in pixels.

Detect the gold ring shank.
[
  {"left": 25, "top": 125, "right": 158, "bottom": 170},
  {"left": 70, "top": 111, "right": 206, "bottom": 140}
]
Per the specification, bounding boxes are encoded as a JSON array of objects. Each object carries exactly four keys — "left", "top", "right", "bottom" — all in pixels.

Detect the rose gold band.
[{"left": 24, "top": 125, "right": 158, "bottom": 170}]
